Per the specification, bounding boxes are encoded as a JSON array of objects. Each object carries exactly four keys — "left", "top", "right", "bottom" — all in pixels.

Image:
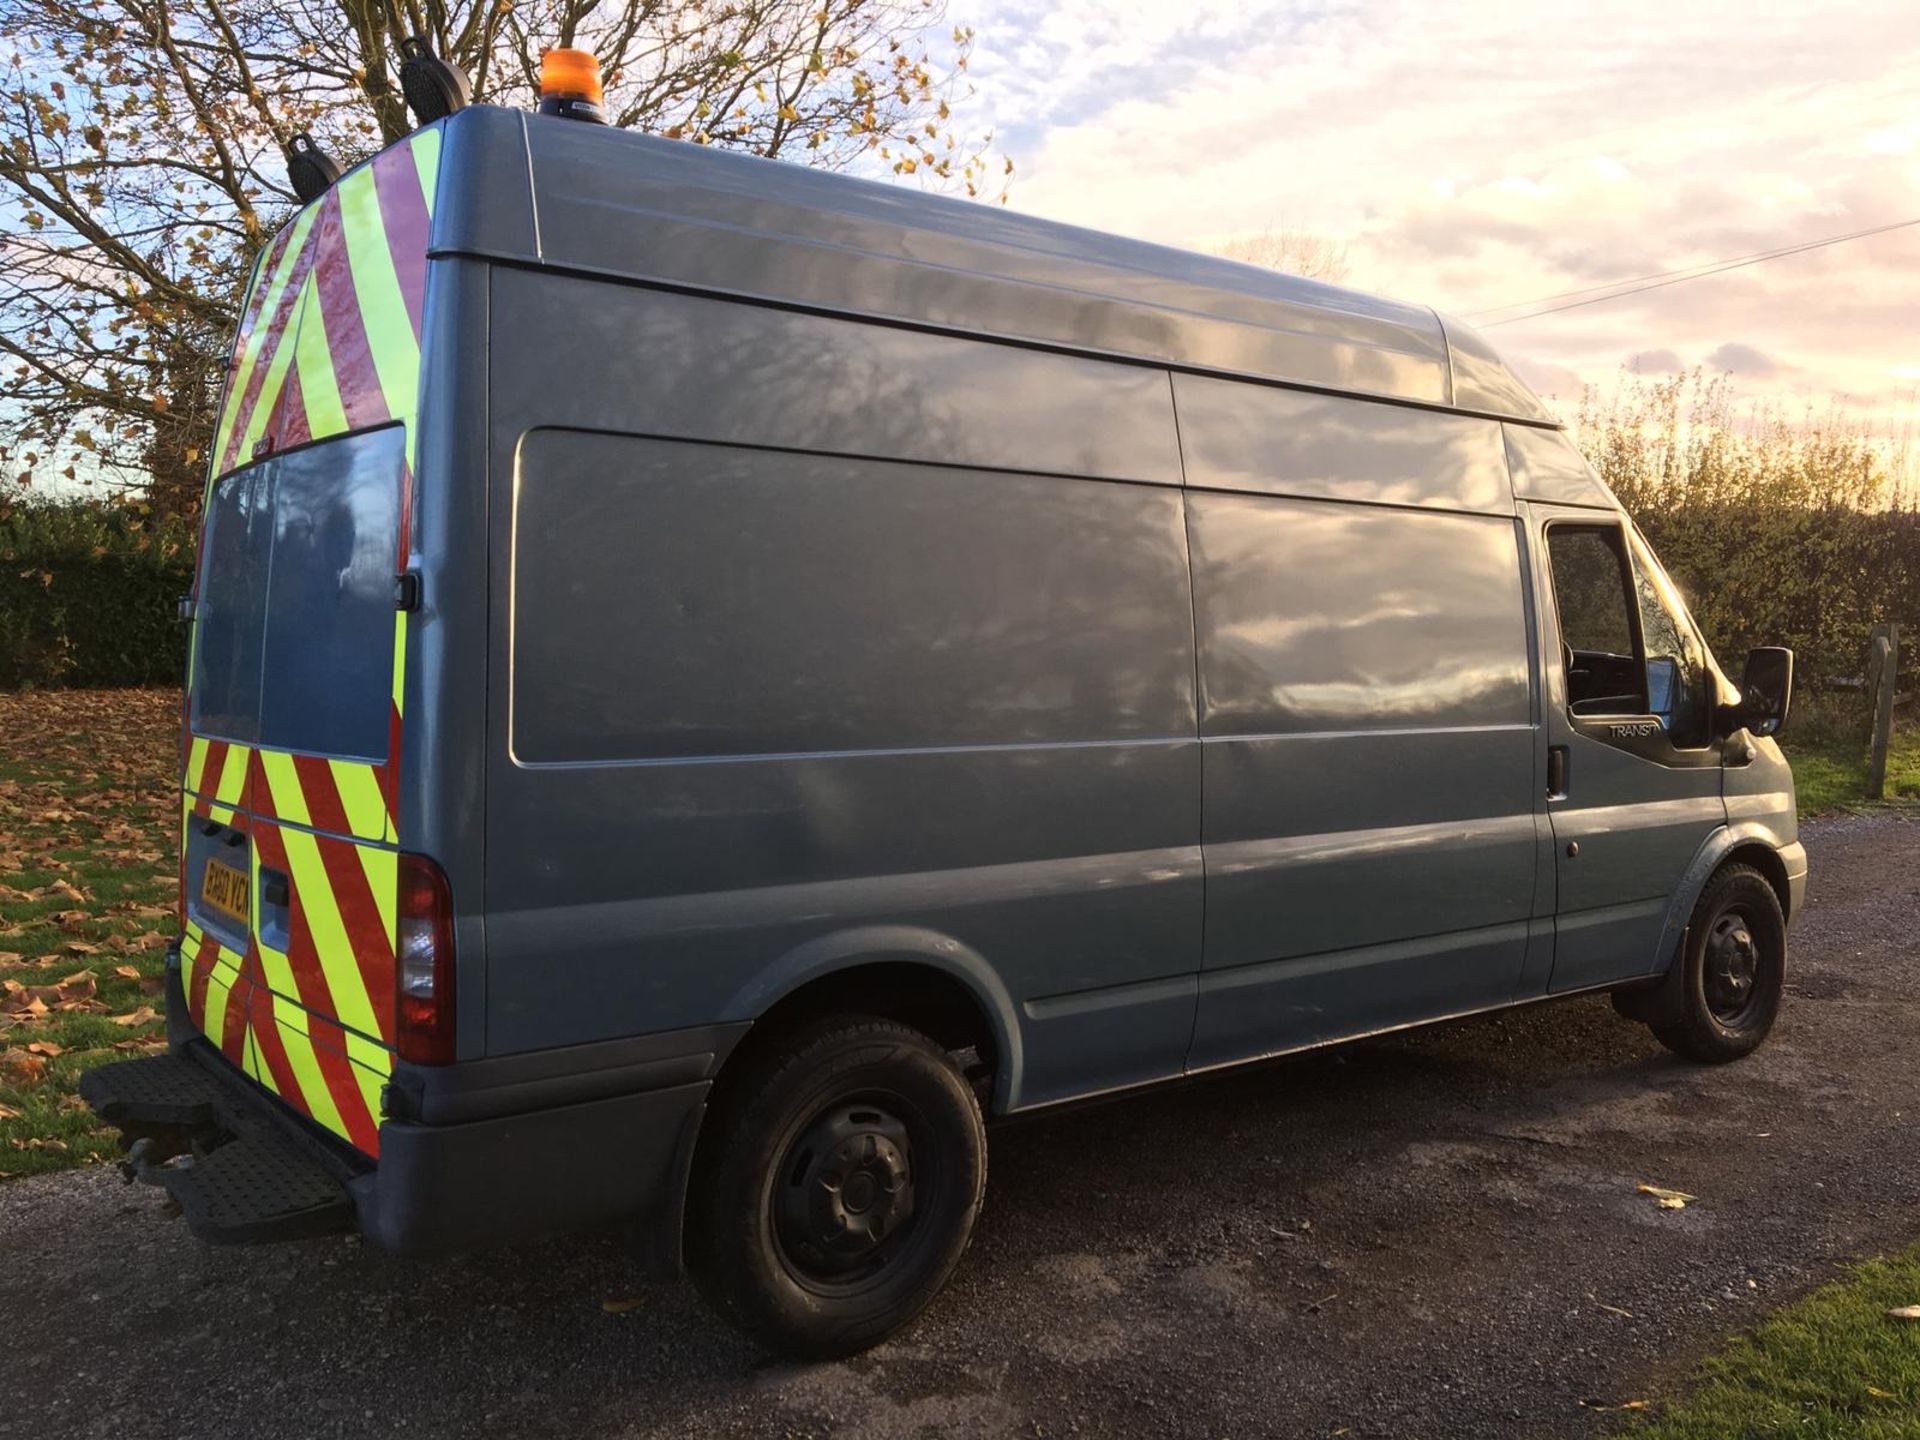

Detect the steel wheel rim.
[{"left": 770, "top": 1089, "right": 934, "bottom": 1296}]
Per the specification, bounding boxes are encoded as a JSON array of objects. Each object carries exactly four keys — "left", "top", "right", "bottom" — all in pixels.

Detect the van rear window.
[{"left": 191, "top": 426, "right": 405, "bottom": 761}]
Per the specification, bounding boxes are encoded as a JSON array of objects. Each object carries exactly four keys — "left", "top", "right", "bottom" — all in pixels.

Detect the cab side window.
[
  {"left": 1627, "top": 529, "right": 1710, "bottom": 748},
  {"left": 1545, "top": 525, "right": 1644, "bottom": 717}
]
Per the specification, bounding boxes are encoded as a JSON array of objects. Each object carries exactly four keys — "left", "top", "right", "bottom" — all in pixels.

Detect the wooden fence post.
[{"left": 1866, "top": 623, "right": 1901, "bottom": 800}]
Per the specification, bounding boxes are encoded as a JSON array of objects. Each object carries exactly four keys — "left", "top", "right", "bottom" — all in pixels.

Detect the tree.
[
  {"left": 1212, "top": 226, "right": 1350, "bottom": 286},
  {"left": 0, "top": 0, "right": 1002, "bottom": 519}
]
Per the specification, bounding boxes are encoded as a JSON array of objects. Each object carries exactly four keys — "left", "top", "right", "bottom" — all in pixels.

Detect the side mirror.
[{"left": 1728, "top": 646, "right": 1793, "bottom": 738}]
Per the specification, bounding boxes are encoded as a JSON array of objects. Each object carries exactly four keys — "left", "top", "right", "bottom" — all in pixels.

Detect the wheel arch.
[
  {"left": 713, "top": 925, "right": 1025, "bottom": 1116},
  {"left": 1655, "top": 823, "right": 1797, "bottom": 977}
]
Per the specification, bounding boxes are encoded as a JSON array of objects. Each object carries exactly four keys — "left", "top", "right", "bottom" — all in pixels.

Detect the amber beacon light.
[{"left": 538, "top": 47, "right": 607, "bottom": 124}]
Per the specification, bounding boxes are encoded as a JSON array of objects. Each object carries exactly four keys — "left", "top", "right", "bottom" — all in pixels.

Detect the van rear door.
[
  {"left": 185, "top": 426, "right": 407, "bottom": 1155},
  {"left": 179, "top": 127, "right": 439, "bottom": 1158}
]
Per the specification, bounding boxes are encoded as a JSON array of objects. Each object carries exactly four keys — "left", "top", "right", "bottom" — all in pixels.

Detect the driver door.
[{"left": 1526, "top": 504, "right": 1727, "bottom": 992}]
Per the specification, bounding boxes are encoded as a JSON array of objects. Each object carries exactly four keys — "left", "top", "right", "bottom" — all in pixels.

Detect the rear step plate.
[{"left": 80, "top": 1051, "right": 355, "bottom": 1244}]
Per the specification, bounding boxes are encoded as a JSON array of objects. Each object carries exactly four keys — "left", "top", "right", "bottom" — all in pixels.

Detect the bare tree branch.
[{"left": 0, "top": 0, "right": 1004, "bottom": 518}]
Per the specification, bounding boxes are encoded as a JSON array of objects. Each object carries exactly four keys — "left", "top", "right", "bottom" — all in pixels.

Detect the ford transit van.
[{"left": 85, "top": 104, "right": 1804, "bottom": 1358}]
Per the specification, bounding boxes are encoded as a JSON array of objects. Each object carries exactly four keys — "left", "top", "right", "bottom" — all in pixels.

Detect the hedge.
[
  {"left": 1577, "top": 372, "right": 1918, "bottom": 693},
  {"left": 0, "top": 501, "right": 195, "bottom": 689}
]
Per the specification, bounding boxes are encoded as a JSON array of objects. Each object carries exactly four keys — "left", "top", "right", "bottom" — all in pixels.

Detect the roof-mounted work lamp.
[{"left": 538, "top": 49, "right": 607, "bottom": 125}]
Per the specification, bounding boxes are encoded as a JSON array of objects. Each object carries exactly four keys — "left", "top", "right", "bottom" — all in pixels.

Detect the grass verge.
[
  {"left": 0, "top": 688, "right": 178, "bottom": 1179},
  {"left": 1620, "top": 1245, "right": 1920, "bottom": 1439},
  {"left": 1784, "top": 724, "right": 1920, "bottom": 816}
]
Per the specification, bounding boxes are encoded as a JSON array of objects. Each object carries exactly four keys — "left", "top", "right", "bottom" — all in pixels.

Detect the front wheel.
[
  {"left": 685, "top": 1016, "right": 987, "bottom": 1359},
  {"left": 1649, "top": 862, "right": 1786, "bottom": 1063}
]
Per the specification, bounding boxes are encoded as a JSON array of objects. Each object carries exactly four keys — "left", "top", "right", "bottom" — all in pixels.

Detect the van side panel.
[
  {"left": 1172, "top": 374, "right": 1513, "bottom": 514},
  {"left": 484, "top": 269, "right": 1203, "bottom": 1109},
  {"left": 1180, "top": 391, "right": 1538, "bottom": 1068}
]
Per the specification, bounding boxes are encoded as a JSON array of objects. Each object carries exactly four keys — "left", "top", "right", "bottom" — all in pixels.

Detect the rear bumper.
[
  {"left": 98, "top": 959, "right": 745, "bottom": 1270},
  {"left": 359, "top": 1074, "right": 711, "bottom": 1262}
]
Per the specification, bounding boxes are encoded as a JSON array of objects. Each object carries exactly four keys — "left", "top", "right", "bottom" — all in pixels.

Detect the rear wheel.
[
  {"left": 1649, "top": 863, "right": 1786, "bottom": 1063},
  {"left": 685, "top": 1016, "right": 986, "bottom": 1359}
]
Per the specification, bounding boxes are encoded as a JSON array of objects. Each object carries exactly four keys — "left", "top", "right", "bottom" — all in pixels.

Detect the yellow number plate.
[{"left": 200, "top": 857, "right": 249, "bottom": 925}]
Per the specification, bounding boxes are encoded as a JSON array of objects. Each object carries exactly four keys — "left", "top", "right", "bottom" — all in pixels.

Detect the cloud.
[
  {"left": 953, "top": 0, "right": 1920, "bottom": 416},
  {"left": 1706, "top": 342, "right": 1786, "bottom": 378},
  {"left": 1511, "top": 358, "right": 1585, "bottom": 401},
  {"left": 1628, "top": 350, "right": 1686, "bottom": 374}
]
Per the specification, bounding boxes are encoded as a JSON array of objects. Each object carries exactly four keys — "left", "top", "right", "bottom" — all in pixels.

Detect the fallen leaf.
[
  {"left": 113, "top": 965, "right": 140, "bottom": 980},
  {"left": 1867, "top": 1386, "right": 1896, "bottom": 1399},
  {"left": 1887, "top": 1306, "right": 1920, "bottom": 1322},
  {"left": 25, "top": 1040, "right": 63, "bottom": 1056},
  {"left": 0, "top": 1049, "right": 46, "bottom": 1084},
  {"left": 1637, "top": 1183, "right": 1697, "bottom": 1209},
  {"left": 0, "top": 1103, "right": 21, "bottom": 1120},
  {"left": 109, "top": 1006, "right": 158, "bottom": 1027},
  {"left": 601, "top": 1297, "right": 646, "bottom": 1315}
]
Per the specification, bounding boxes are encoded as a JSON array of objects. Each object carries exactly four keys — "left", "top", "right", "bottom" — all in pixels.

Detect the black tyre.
[
  {"left": 1649, "top": 863, "right": 1786, "bottom": 1063},
  {"left": 685, "top": 1016, "right": 987, "bottom": 1359}
]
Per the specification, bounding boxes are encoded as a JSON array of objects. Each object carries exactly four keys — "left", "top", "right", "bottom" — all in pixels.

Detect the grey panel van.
[{"left": 85, "top": 103, "right": 1805, "bottom": 1358}]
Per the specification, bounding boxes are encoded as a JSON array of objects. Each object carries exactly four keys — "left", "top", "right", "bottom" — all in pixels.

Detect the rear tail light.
[{"left": 395, "top": 853, "right": 456, "bottom": 1064}]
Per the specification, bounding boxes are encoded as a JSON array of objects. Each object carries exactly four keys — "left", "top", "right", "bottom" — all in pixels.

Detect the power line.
[
  {"left": 1463, "top": 232, "right": 1874, "bottom": 317},
  {"left": 1471, "top": 216, "right": 1920, "bottom": 328}
]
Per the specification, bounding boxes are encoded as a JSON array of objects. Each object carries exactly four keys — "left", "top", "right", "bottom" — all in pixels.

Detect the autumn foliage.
[
  {"left": 0, "top": 0, "right": 1001, "bottom": 518},
  {"left": 0, "top": 688, "right": 178, "bottom": 1176}
]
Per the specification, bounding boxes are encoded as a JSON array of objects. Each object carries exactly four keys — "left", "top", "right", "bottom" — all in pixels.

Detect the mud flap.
[{"left": 1610, "top": 926, "right": 1690, "bottom": 1027}]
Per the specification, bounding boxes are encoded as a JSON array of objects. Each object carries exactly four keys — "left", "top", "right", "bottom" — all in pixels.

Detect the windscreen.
[{"left": 191, "top": 425, "right": 405, "bottom": 760}]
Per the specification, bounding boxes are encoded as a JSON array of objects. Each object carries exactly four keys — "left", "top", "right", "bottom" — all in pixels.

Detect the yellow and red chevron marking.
[
  {"left": 248, "top": 747, "right": 390, "bottom": 844},
  {"left": 249, "top": 817, "right": 397, "bottom": 1054},
  {"left": 182, "top": 921, "right": 252, "bottom": 1072},
  {"left": 208, "top": 128, "right": 439, "bottom": 482},
  {"left": 182, "top": 918, "right": 391, "bottom": 1158},
  {"left": 251, "top": 814, "right": 395, "bottom": 1154},
  {"left": 243, "top": 953, "right": 389, "bottom": 1158},
  {"left": 179, "top": 764, "right": 399, "bottom": 1157},
  {"left": 184, "top": 735, "right": 254, "bottom": 814}
]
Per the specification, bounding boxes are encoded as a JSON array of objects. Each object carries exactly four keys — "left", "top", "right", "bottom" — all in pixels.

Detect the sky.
[{"left": 946, "top": 0, "right": 1920, "bottom": 422}]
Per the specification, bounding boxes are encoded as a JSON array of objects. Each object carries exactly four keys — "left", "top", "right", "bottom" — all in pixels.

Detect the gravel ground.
[{"left": 6, "top": 814, "right": 1918, "bottom": 1440}]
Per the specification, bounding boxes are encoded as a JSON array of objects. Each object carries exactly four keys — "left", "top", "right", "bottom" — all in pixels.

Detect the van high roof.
[{"left": 428, "top": 105, "right": 1556, "bottom": 426}]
